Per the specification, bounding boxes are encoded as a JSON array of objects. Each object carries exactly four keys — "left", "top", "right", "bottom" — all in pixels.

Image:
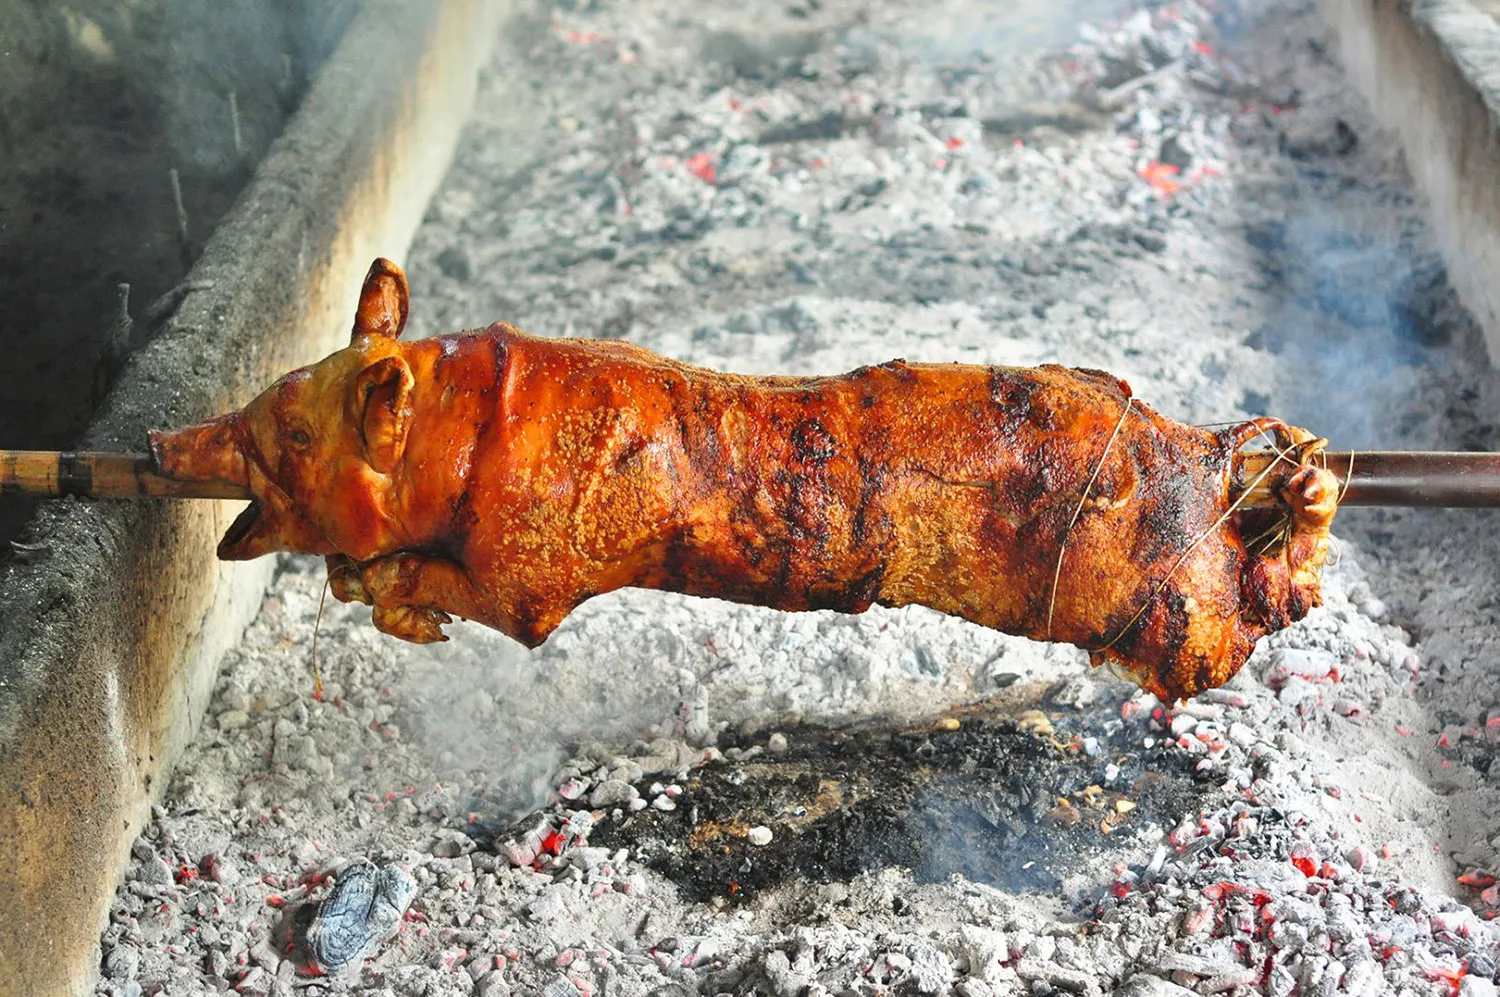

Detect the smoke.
[
  {"left": 873, "top": 0, "right": 1135, "bottom": 64},
  {"left": 1218, "top": 100, "right": 1491, "bottom": 453},
  {"left": 1241, "top": 210, "right": 1469, "bottom": 451},
  {"left": 149, "top": 0, "right": 355, "bottom": 175}
]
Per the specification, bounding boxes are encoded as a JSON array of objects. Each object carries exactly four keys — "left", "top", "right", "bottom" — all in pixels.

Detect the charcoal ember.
[
  {"left": 499, "top": 809, "right": 595, "bottom": 869},
  {"left": 135, "top": 853, "right": 174, "bottom": 887},
  {"left": 429, "top": 828, "right": 475, "bottom": 858},
  {"left": 476, "top": 975, "right": 513, "bottom": 997},
  {"left": 304, "top": 861, "right": 418, "bottom": 975},
  {"left": 1157, "top": 134, "right": 1192, "bottom": 171},
  {"left": 540, "top": 976, "right": 583, "bottom": 997},
  {"left": 1095, "top": 55, "right": 1153, "bottom": 91},
  {"left": 1013, "top": 957, "right": 1098, "bottom": 995},
  {"left": 906, "top": 940, "right": 953, "bottom": 993},
  {"left": 960, "top": 925, "right": 1009, "bottom": 982},
  {"left": 236, "top": 966, "right": 272, "bottom": 996},
  {"left": 1114, "top": 975, "right": 1198, "bottom": 997},
  {"left": 767, "top": 949, "right": 818, "bottom": 995},
  {"left": 589, "top": 778, "right": 637, "bottom": 807},
  {"left": 1464, "top": 979, "right": 1500, "bottom": 997}
]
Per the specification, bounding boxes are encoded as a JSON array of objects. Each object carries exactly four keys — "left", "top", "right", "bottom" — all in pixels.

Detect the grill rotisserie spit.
[{"left": 4, "top": 258, "right": 1497, "bottom": 701}]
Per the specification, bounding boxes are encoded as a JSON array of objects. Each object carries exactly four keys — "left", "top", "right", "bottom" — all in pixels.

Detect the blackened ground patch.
[{"left": 574, "top": 694, "right": 1212, "bottom": 904}]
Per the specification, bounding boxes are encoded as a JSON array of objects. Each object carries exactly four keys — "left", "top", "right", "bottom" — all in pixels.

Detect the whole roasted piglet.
[{"left": 148, "top": 258, "right": 1339, "bottom": 702}]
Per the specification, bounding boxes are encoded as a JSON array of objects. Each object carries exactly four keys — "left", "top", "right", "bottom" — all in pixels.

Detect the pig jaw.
[{"left": 213, "top": 467, "right": 340, "bottom": 560}]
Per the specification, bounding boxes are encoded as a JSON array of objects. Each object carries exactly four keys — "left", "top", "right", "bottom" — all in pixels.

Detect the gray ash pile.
[{"left": 92, "top": 0, "right": 1500, "bottom": 993}]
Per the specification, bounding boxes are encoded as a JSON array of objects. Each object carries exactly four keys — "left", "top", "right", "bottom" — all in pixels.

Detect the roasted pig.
[{"left": 148, "top": 259, "right": 1339, "bottom": 701}]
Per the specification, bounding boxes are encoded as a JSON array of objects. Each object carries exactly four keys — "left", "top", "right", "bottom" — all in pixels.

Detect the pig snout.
[
  {"left": 148, "top": 413, "right": 250, "bottom": 489},
  {"left": 149, "top": 412, "right": 336, "bottom": 560}
]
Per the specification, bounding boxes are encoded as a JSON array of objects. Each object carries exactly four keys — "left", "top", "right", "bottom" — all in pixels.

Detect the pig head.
[{"left": 149, "top": 258, "right": 422, "bottom": 565}]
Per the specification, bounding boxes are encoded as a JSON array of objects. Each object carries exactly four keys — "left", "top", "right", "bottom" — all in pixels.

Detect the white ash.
[{"left": 95, "top": 0, "right": 1500, "bottom": 994}]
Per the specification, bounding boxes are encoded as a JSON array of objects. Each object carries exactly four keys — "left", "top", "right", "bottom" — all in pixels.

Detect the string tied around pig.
[
  {"left": 1097, "top": 418, "right": 1320, "bottom": 656},
  {"left": 309, "top": 559, "right": 363, "bottom": 700},
  {"left": 1046, "top": 396, "right": 1134, "bottom": 641},
  {"left": 309, "top": 580, "right": 330, "bottom": 700}
]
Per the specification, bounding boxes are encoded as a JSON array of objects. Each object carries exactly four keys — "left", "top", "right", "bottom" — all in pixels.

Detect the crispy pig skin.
[{"left": 151, "top": 259, "right": 1337, "bottom": 701}]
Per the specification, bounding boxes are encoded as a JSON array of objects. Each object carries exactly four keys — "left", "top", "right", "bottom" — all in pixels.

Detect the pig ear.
[
  {"left": 352, "top": 355, "right": 414, "bottom": 474},
  {"left": 351, "top": 258, "right": 409, "bottom": 342}
]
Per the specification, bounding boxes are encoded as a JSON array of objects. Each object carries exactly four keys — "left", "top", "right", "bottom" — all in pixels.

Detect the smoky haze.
[
  {"left": 1240, "top": 204, "right": 1487, "bottom": 452},
  {"left": 1195, "top": 10, "right": 1496, "bottom": 456}
]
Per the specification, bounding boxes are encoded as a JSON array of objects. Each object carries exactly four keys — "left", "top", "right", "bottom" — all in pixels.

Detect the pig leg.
[
  {"left": 335, "top": 552, "right": 492, "bottom": 644},
  {"left": 326, "top": 554, "right": 370, "bottom": 605}
]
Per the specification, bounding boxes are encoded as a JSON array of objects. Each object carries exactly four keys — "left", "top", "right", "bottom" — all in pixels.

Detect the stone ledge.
[
  {"left": 0, "top": 1, "right": 503, "bottom": 992},
  {"left": 1321, "top": 0, "right": 1500, "bottom": 363}
]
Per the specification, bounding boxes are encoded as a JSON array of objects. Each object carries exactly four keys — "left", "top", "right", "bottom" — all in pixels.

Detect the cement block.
[{"left": 1321, "top": 0, "right": 1500, "bottom": 364}]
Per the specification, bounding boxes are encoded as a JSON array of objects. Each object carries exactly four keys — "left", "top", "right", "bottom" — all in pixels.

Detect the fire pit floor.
[
  {"left": 93, "top": 0, "right": 1500, "bottom": 994},
  {"left": 576, "top": 695, "right": 1210, "bottom": 905}
]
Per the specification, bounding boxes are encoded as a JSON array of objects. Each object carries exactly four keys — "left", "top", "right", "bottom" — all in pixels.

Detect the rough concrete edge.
[
  {"left": 1318, "top": 0, "right": 1500, "bottom": 362},
  {"left": 0, "top": 0, "right": 504, "bottom": 992}
]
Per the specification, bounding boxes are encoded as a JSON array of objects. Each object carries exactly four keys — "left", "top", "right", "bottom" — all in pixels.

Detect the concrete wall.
[
  {"left": 0, "top": 0, "right": 503, "bottom": 992},
  {"left": 1320, "top": 0, "right": 1500, "bottom": 364}
]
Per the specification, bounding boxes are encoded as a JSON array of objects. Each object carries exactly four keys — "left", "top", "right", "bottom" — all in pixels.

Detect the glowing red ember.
[{"left": 1139, "top": 161, "right": 1182, "bottom": 195}]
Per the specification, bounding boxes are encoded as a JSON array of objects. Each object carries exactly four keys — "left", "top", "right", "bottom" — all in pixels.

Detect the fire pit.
[{"left": 86, "top": 0, "right": 1500, "bottom": 994}]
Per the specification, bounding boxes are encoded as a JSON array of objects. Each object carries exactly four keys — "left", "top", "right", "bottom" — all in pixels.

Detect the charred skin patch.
[
  {"left": 989, "top": 368, "right": 1040, "bottom": 420},
  {"left": 875, "top": 358, "right": 917, "bottom": 383},
  {"left": 790, "top": 416, "right": 839, "bottom": 464},
  {"left": 786, "top": 417, "right": 840, "bottom": 552}
]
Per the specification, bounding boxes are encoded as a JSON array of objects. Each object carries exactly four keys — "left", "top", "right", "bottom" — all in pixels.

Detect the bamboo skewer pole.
[
  {"left": 0, "top": 451, "right": 248, "bottom": 500},
  {"left": 5, "top": 447, "right": 1500, "bottom": 509}
]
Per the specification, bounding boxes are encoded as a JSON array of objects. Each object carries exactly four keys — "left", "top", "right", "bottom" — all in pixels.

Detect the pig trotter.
[
  {"left": 1283, "top": 463, "right": 1339, "bottom": 531},
  {"left": 326, "top": 554, "right": 370, "bottom": 605},
  {"left": 327, "top": 551, "right": 488, "bottom": 644},
  {"left": 371, "top": 604, "right": 452, "bottom": 643}
]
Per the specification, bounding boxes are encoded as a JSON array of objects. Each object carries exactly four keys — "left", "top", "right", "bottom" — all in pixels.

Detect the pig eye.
[{"left": 286, "top": 427, "right": 313, "bottom": 447}]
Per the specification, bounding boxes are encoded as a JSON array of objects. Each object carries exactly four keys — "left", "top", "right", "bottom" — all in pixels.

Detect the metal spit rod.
[
  {"left": 6, "top": 448, "right": 1500, "bottom": 509},
  {"left": 1235, "top": 450, "right": 1500, "bottom": 508}
]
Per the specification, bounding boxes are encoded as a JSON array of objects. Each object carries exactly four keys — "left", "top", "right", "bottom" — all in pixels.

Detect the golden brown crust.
[
  {"left": 445, "top": 332, "right": 1335, "bottom": 700},
  {"left": 150, "top": 259, "right": 1339, "bottom": 702}
]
